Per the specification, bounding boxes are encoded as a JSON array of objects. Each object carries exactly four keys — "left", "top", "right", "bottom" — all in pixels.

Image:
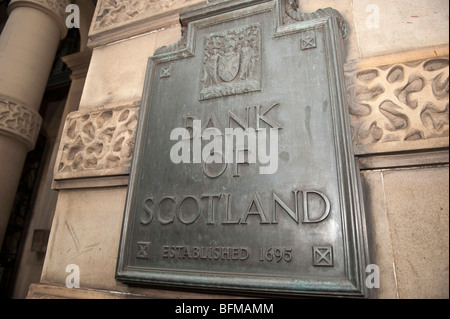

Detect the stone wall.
[{"left": 32, "top": 0, "right": 448, "bottom": 299}]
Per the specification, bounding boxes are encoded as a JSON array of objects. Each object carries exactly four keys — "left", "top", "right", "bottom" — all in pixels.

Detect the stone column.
[{"left": 0, "top": 0, "right": 69, "bottom": 248}]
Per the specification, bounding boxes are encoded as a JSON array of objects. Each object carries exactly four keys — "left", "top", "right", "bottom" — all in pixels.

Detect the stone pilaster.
[
  {"left": 8, "top": 0, "right": 70, "bottom": 39},
  {"left": 0, "top": 0, "right": 70, "bottom": 248}
]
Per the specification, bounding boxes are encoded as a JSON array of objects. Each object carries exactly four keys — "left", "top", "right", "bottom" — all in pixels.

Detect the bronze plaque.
[{"left": 117, "top": 0, "right": 369, "bottom": 297}]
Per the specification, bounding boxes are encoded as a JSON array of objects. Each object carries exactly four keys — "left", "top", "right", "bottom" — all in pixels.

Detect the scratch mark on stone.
[{"left": 66, "top": 221, "right": 80, "bottom": 252}]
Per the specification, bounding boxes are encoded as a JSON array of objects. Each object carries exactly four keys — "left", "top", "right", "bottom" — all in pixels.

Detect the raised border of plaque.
[{"left": 116, "top": 0, "right": 370, "bottom": 298}]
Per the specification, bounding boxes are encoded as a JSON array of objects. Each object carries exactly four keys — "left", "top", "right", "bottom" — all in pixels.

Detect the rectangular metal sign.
[{"left": 117, "top": 0, "right": 369, "bottom": 297}]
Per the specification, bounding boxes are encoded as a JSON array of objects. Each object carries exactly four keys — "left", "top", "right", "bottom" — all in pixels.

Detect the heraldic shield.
[
  {"left": 200, "top": 24, "right": 262, "bottom": 100},
  {"left": 218, "top": 51, "right": 241, "bottom": 82}
]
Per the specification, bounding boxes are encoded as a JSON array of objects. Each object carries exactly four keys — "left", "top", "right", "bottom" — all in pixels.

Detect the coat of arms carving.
[{"left": 200, "top": 24, "right": 261, "bottom": 101}]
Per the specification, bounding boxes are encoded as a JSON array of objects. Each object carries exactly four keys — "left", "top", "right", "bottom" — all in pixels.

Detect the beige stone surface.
[
  {"left": 302, "top": 0, "right": 449, "bottom": 59},
  {"left": 362, "top": 166, "right": 449, "bottom": 299},
  {"left": 383, "top": 166, "right": 449, "bottom": 299},
  {"left": 300, "top": 0, "right": 360, "bottom": 61},
  {"left": 350, "top": 0, "right": 449, "bottom": 58},
  {"left": 0, "top": 6, "right": 61, "bottom": 111},
  {"left": 79, "top": 31, "right": 158, "bottom": 110},
  {"left": 155, "top": 24, "right": 182, "bottom": 51},
  {"left": 41, "top": 187, "right": 128, "bottom": 290},
  {"left": 361, "top": 170, "right": 398, "bottom": 298},
  {"left": 80, "top": 24, "right": 183, "bottom": 110},
  {"left": 8, "top": 0, "right": 70, "bottom": 39}
]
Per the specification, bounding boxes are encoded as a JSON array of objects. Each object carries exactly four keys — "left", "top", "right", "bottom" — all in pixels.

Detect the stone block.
[
  {"left": 155, "top": 25, "right": 183, "bottom": 51},
  {"left": 361, "top": 170, "right": 398, "bottom": 299},
  {"left": 383, "top": 166, "right": 449, "bottom": 299},
  {"left": 350, "top": 0, "right": 449, "bottom": 58},
  {"left": 41, "top": 187, "right": 128, "bottom": 291},
  {"left": 299, "top": 0, "right": 360, "bottom": 61},
  {"left": 79, "top": 31, "right": 157, "bottom": 110}
]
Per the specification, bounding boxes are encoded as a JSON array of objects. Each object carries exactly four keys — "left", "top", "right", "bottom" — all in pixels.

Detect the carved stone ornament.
[
  {"left": 345, "top": 55, "right": 449, "bottom": 153},
  {"left": 93, "top": 0, "right": 201, "bottom": 31},
  {"left": 88, "top": 0, "right": 207, "bottom": 48},
  {"left": 0, "top": 95, "right": 42, "bottom": 151},
  {"left": 54, "top": 105, "right": 138, "bottom": 181}
]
